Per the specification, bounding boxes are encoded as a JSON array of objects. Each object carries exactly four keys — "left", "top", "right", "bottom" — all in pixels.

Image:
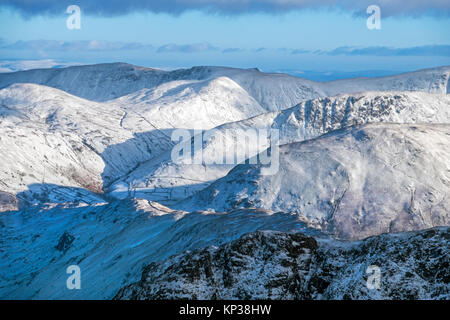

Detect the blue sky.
[{"left": 0, "top": 1, "right": 449, "bottom": 79}]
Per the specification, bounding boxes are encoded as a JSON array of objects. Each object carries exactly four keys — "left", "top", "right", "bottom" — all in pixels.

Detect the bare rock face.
[
  {"left": 115, "top": 227, "right": 449, "bottom": 300},
  {"left": 1, "top": 64, "right": 449, "bottom": 300},
  {"left": 55, "top": 231, "right": 75, "bottom": 253},
  {"left": 0, "top": 191, "right": 18, "bottom": 212}
]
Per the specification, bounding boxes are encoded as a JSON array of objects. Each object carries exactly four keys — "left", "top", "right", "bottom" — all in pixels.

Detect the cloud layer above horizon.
[
  {"left": 2, "top": 39, "right": 449, "bottom": 57},
  {"left": 2, "top": 0, "right": 450, "bottom": 17}
]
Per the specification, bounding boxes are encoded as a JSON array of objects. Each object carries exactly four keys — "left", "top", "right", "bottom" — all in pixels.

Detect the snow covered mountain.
[
  {"left": 0, "top": 60, "right": 80, "bottom": 73},
  {"left": 110, "top": 76, "right": 265, "bottom": 130},
  {"left": 3, "top": 63, "right": 447, "bottom": 210},
  {"left": 115, "top": 227, "right": 449, "bottom": 300},
  {"left": 176, "top": 123, "right": 450, "bottom": 240},
  {"left": 0, "top": 63, "right": 449, "bottom": 300},
  {"left": 0, "top": 78, "right": 265, "bottom": 210},
  {"left": 1, "top": 64, "right": 449, "bottom": 212},
  {"left": 111, "top": 91, "right": 450, "bottom": 204},
  {"left": 0, "top": 83, "right": 170, "bottom": 210},
  {"left": 0, "top": 63, "right": 448, "bottom": 109},
  {"left": 0, "top": 63, "right": 320, "bottom": 111}
]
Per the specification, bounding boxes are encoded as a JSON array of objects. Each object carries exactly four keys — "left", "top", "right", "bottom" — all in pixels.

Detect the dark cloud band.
[{"left": 1, "top": 0, "right": 450, "bottom": 17}]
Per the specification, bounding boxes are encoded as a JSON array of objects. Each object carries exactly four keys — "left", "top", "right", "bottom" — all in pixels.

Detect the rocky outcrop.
[
  {"left": 115, "top": 227, "right": 449, "bottom": 300},
  {"left": 0, "top": 191, "right": 18, "bottom": 212}
]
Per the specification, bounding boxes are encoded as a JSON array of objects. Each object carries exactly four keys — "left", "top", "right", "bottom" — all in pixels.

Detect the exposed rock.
[
  {"left": 0, "top": 191, "right": 18, "bottom": 212},
  {"left": 55, "top": 231, "right": 75, "bottom": 253},
  {"left": 115, "top": 228, "right": 449, "bottom": 300}
]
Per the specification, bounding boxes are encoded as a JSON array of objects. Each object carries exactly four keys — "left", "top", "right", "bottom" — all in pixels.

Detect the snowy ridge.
[
  {"left": 0, "top": 83, "right": 171, "bottom": 209},
  {"left": 176, "top": 123, "right": 450, "bottom": 240},
  {"left": 112, "top": 91, "right": 450, "bottom": 204},
  {"left": 0, "top": 60, "right": 81, "bottom": 73},
  {"left": 0, "top": 63, "right": 167, "bottom": 102},
  {"left": 0, "top": 63, "right": 448, "bottom": 109},
  {"left": 111, "top": 76, "right": 265, "bottom": 130},
  {"left": 322, "top": 66, "right": 450, "bottom": 96}
]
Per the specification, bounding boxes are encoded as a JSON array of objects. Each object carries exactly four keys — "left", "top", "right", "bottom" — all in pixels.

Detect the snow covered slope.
[
  {"left": 1, "top": 64, "right": 448, "bottom": 209},
  {"left": 0, "top": 63, "right": 320, "bottom": 111},
  {"left": 0, "top": 199, "right": 318, "bottom": 299},
  {"left": 0, "top": 83, "right": 172, "bottom": 209},
  {"left": 176, "top": 123, "right": 450, "bottom": 240},
  {"left": 0, "top": 63, "right": 168, "bottom": 102},
  {"left": 110, "top": 76, "right": 265, "bottom": 130},
  {"left": 0, "top": 60, "right": 80, "bottom": 73},
  {"left": 110, "top": 91, "right": 450, "bottom": 204},
  {"left": 323, "top": 66, "right": 450, "bottom": 96},
  {"left": 115, "top": 228, "right": 449, "bottom": 300},
  {"left": 0, "top": 78, "right": 265, "bottom": 210},
  {"left": 272, "top": 91, "right": 450, "bottom": 142}
]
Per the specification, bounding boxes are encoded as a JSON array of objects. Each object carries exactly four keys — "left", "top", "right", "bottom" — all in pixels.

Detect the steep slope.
[
  {"left": 115, "top": 228, "right": 449, "bottom": 300},
  {"left": 0, "top": 199, "right": 318, "bottom": 299},
  {"left": 110, "top": 91, "right": 450, "bottom": 204},
  {"left": 176, "top": 123, "right": 450, "bottom": 240}
]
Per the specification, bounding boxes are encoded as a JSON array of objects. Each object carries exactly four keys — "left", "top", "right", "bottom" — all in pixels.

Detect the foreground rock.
[{"left": 115, "top": 228, "right": 449, "bottom": 300}]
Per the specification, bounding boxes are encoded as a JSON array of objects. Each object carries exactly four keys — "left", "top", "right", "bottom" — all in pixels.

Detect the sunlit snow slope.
[
  {"left": 1, "top": 64, "right": 447, "bottom": 210},
  {"left": 177, "top": 123, "right": 450, "bottom": 240},
  {"left": 111, "top": 91, "right": 450, "bottom": 204}
]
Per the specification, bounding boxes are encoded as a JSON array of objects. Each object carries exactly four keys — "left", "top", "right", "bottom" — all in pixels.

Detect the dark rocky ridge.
[{"left": 115, "top": 227, "right": 449, "bottom": 300}]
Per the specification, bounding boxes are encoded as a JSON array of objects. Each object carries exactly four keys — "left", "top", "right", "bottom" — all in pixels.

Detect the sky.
[{"left": 0, "top": 0, "right": 449, "bottom": 80}]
